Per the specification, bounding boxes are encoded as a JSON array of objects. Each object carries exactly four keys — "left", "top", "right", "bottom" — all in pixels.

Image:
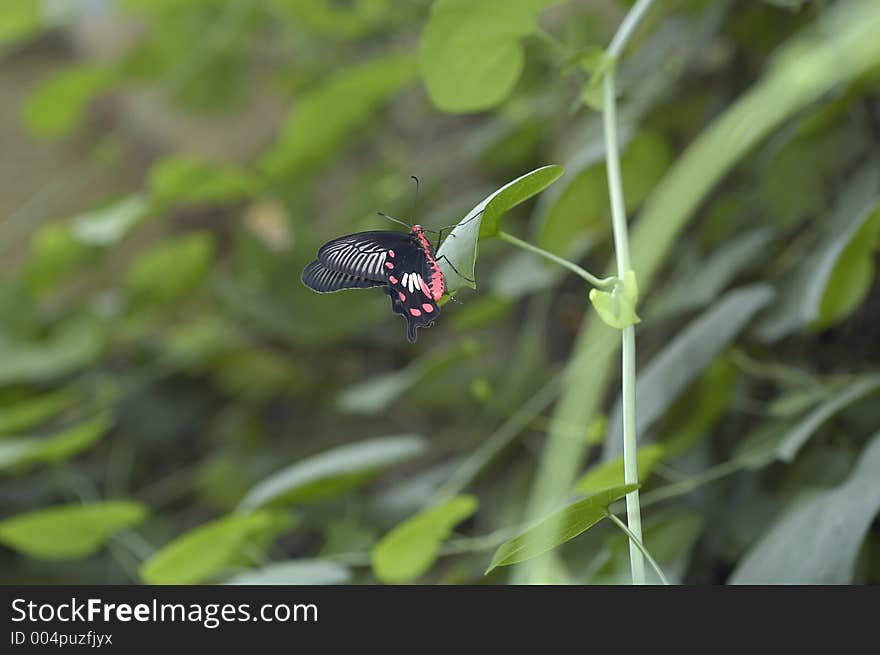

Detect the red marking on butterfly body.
[{"left": 410, "top": 225, "right": 445, "bottom": 300}]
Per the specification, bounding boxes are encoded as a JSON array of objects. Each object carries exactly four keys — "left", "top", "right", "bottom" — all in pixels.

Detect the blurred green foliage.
[{"left": 0, "top": 0, "right": 878, "bottom": 585}]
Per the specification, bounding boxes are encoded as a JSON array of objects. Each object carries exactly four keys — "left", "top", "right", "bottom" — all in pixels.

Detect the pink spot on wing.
[
  {"left": 422, "top": 303, "right": 434, "bottom": 313},
  {"left": 388, "top": 275, "right": 398, "bottom": 284},
  {"left": 409, "top": 308, "right": 422, "bottom": 317},
  {"left": 388, "top": 250, "right": 395, "bottom": 258},
  {"left": 385, "top": 262, "right": 394, "bottom": 269},
  {"left": 398, "top": 292, "right": 406, "bottom": 302}
]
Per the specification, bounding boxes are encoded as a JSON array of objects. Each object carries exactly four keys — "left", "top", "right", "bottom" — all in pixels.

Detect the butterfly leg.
[{"left": 435, "top": 255, "right": 475, "bottom": 283}]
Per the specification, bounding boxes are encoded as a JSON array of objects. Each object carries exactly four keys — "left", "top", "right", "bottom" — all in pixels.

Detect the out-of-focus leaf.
[
  {"left": 0, "top": 413, "right": 112, "bottom": 472},
  {"left": 767, "top": 386, "right": 833, "bottom": 419},
  {"left": 26, "top": 223, "right": 95, "bottom": 293},
  {"left": 269, "top": 0, "right": 393, "bottom": 39},
  {"left": 0, "top": 389, "right": 76, "bottom": 435},
  {"left": 262, "top": 53, "right": 416, "bottom": 175},
  {"left": 757, "top": 164, "right": 880, "bottom": 339},
  {"left": 372, "top": 495, "right": 477, "bottom": 583},
  {"left": 22, "top": 64, "right": 114, "bottom": 139},
  {"left": 436, "top": 165, "right": 564, "bottom": 291},
  {"left": 574, "top": 445, "right": 665, "bottom": 496},
  {"left": 126, "top": 233, "right": 215, "bottom": 305},
  {"left": 0, "top": 502, "right": 146, "bottom": 559},
  {"left": 70, "top": 195, "right": 150, "bottom": 246},
  {"left": 419, "top": 0, "right": 557, "bottom": 112},
  {"left": 487, "top": 484, "right": 638, "bottom": 571},
  {"left": 149, "top": 156, "right": 260, "bottom": 207},
  {"left": 731, "top": 431, "right": 880, "bottom": 584},
  {"left": 604, "top": 285, "right": 773, "bottom": 458},
  {"left": 0, "top": 0, "right": 42, "bottom": 48},
  {"left": 776, "top": 375, "right": 880, "bottom": 462},
  {"left": 335, "top": 345, "right": 475, "bottom": 414},
  {"left": 0, "top": 316, "right": 104, "bottom": 385},
  {"left": 140, "top": 511, "right": 294, "bottom": 585},
  {"left": 807, "top": 165, "right": 880, "bottom": 329},
  {"left": 225, "top": 559, "right": 351, "bottom": 585},
  {"left": 238, "top": 436, "right": 428, "bottom": 510},
  {"left": 536, "top": 133, "right": 671, "bottom": 257},
  {"left": 663, "top": 356, "right": 739, "bottom": 455},
  {"left": 648, "top": 228, "right": 777, "bottom": 319}
]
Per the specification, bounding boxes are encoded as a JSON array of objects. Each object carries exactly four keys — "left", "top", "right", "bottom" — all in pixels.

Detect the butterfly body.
[{"left": 302, "top": 225, "right": 445, "bottom": 343}]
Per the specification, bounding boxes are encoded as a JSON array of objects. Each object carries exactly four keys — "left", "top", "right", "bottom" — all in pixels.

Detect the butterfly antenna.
[
  {"left": 410, "top": 175, "right": 420, "bottom": 223},
  {"left": 377, "top": 211, "right": 412, "bottom": 230}
]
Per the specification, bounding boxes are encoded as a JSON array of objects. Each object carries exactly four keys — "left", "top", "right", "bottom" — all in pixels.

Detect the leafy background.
[{"left": 1, "top": 0, "right": 879, "bottom": 585}]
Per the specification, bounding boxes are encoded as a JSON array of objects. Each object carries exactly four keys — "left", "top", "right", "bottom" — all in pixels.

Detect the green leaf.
[
  {"left": 0, "top": 413, "right": 112, "bottom": 472},
  {"left": 126, "top": 232, "right": 215, "bottom": 305},
  {"left": 140, "top": 511, "right": 294, "bottom": 585},
  {"left": 487, "top": 484, "right": 638, "bottom": 572},
  {"left": 225, "top": 559, "right": 351, "bottom": 585},
  {"left": 149, "top": 156, "right": 260, "bottom": 207},
  {"left": 238, "top": 435, "right": 427, "bottom": 509},
  {"left": 419, "top": 0, "right": 557, "bottom": 112},
  {"left": 589, "top": 270, "right": 640, "bottom": 329},
  {"left": 261, "top": 53, "right": 416, "bottom": 176},
  {"left": 335, "top": 345, "right": 474, "bottom": 414},
  {"left": 757, "top": 163, "right": 880, "bottom": 340},
  {"left": 776, "top": 375, "right": 880, "bottom": 462},
  {"left": 604, "top": 285, "right": 773, "bottom": 458},
  {"left": 0, "top": 316, "right": 104, "bottom": 385},
  {"left": 808, "top": 164, "right": 880, "bottom": 329},
  {"left": 22, "top": 64, "right": 114, "bottom": 139},
  {"left": 574, "top": 445, "right": 665, "bottom": 496},
  {"left": 70, "top": 195, "right": 150, "bottom": 247},
  {"left": 0, "top": 389, "right": 76, "bottom": 435},
  {"left": 731, "top": 431, "right": 880, "bottom": 584},
  {"left": 0, "top": 502, "right": 146, "bottom": 559},
  {"left": 372, "top": 495, "right": 478, "bottom": 583},
  {"left": 0, "top": 0, "right": 42, "bottom": 48},
  {"left": 435, "top": 165, "right": 564, "bottom": 291}
]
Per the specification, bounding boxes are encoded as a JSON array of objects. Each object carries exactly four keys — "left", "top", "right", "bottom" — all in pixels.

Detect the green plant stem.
[
  {"left": 604, "top": 511, "right": 669, "bottom": 585},
  {"left": 497, "top": 231, "right": 615, "bottom": 289},
  {"left": 602, "top": 0, "right": 656, "bottom": 584}
]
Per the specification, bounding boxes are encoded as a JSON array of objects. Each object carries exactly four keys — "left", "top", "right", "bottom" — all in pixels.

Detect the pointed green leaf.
[
  {"left": 239, "top": 436, "right": 427, "bottom": 509},
  {"left": 0, "top": 502, "right": 146, "bottom": 559},
  {"left": 0, "top": 389, "right": 76, "bottom": 435},
  {"left": 0, "top": 413, "right": 112, "bottom": 472},
  {"left": 372, "top": 495, "right": 478, "bottom": 583},
  {"left": 149, "top": 157, "right": 260, "bottom": 207},
  {"left": 262, "top": 53, "right": 416, "bottom": 175},
  {"left": 140, "top": 511, "right": 294, "bottom": 585},
  {"left": 487, "top": 484, "right": 638, "bottom": 571},
  {"left": 23, "top": 64, "right": 114, "bottom": 139},
  {"left": 574, "top": 445, "right": 665, "bottom": 496},
  {"left": 435, "top": 165, "right": 564, "bottom": 291}
]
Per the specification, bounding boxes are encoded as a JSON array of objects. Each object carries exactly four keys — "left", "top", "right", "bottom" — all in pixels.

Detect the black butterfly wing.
[
  {"left": 316, "top": 231, "right": 413, "bottom": 279},
  {"left": 301, "top": 260, "right": 386, "bottom": 293},
  {"left": 302, "top": 231, "right": 410, "bottom": 294},
  {"left": 383, "top": 245, "right": 441, "bottom": 343}
]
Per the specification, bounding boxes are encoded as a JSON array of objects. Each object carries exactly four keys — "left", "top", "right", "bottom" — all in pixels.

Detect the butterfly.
[{"left": 302, "top": 223, "right": 452, "bottom": 342}]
